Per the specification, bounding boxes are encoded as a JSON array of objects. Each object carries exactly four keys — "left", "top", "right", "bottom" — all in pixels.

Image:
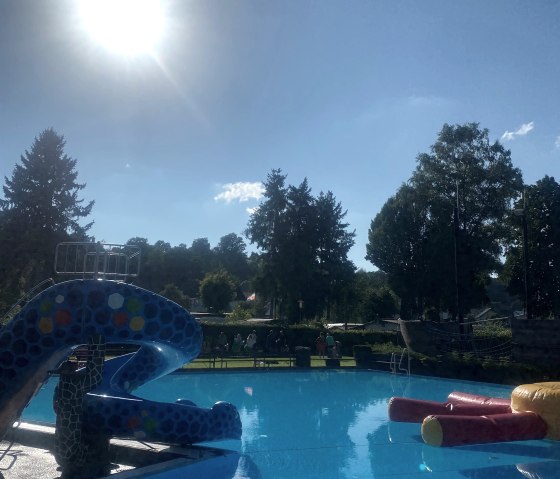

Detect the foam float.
[{"left": 388, "top": 384, "right": 560, "bottom": 447}]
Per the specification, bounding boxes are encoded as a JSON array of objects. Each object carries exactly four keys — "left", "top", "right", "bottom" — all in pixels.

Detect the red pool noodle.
[
  {"left": 388, "top": 396, "right": 511, "bottom": 423},
  {"left": 422, "top": 412, "right": 548, "bottom": 447}
]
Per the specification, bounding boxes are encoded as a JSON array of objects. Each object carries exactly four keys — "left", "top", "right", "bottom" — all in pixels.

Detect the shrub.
[
  {"left": 199, "top": 322, "right": 399, "bottom": 356},
  {"left": 229, "top": 303, "right": 252, "bottom": 321}
]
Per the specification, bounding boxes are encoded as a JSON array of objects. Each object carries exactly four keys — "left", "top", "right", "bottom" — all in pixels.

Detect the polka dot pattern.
[{"left": 0, "top": 279, "right": 242, "bottom": 445}]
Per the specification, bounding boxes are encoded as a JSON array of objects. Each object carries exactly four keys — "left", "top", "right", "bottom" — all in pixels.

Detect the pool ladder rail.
[{"left": 390, "top": 348, "right": 410, "bottom": 376}]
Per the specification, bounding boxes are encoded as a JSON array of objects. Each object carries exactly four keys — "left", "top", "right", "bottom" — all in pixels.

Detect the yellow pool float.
[{"left": 512, "top": 382, "right": 560, "bottom": 440}]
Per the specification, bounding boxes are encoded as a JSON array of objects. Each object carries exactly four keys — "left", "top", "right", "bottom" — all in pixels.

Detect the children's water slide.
[{"left": 0, "top": 278, "right": 242, "bottom": 445}]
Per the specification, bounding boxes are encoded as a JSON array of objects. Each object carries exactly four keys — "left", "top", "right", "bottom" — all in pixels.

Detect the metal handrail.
[
  {"left": 1, "top": 278, "right": 55, "bottom": 324},
  {"left": 54, "top": 242, "right": 140, "bottom": 279},
  {"left": 389, "top": 348, "right": 410, "bottom": 376}
]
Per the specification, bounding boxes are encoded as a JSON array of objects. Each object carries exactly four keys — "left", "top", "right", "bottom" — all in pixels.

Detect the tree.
[
  {"left": 345, "top": 270, "right": 397, "bottom": 322},
  {"left": 282, "top": 179, "right": 318, "bottom": 320},
  {"left": 164, "top": 244, "right": 199, "bottom": 297},
  {"left": 367, "top": 123, "right": 523, "bottom": 320},
  {"left": 367, "top": 184, "right": 429, "bottom": 319},
  {"left": 503, "top": 176, "right": 560, "bottom": 318},
  {"left": 314, "top": 191, "right": 356, "bottom": 320},
  {"left": 246, "top": 169, "right": 356, "bottom": 322},
  {"left": 360, "top": 287, "right": 397, "bottom": 322},
  {"left": 246, "top": 169, "right": 288, "bottom": 319},
  {"left": 214, "top": 233, "right": 251, "bottom": 281},
  {"left": 199, "top": 270, "right": 236, "bottom": 314},
  {"left": 160, "top": 283, "right": 190, "bottom": 309},
  {"left": 189, "top": 237, "right": 216, "bottom": 280},
  {"left": 133, "top": 239, "right": 169, "bottom": 292},
  {"left": 0, "top": 129, "right": 94, "bottom": 310}
]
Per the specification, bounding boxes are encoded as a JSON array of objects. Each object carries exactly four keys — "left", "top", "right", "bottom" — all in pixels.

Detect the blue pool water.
[{"left": 23, "top": 371, "right": 560, "bottom": 479}]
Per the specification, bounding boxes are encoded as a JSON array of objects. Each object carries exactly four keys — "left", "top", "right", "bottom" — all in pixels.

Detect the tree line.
[{"left": 1, "top": 125, "right": 559, "bottom": 322}]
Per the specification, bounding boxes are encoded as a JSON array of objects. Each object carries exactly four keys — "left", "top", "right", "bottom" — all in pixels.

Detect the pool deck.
[{"left": 0, "top": 422, "right": 227, "bottom": 478}]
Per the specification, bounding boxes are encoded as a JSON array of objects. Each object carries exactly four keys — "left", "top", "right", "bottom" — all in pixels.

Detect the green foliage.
[
  {"left": 408, "top": 349, "right": 544, "bottom": 384},
  {"left": 159, "top": 283, "right": 190, "bottom": 309},
  {"left": 369, "top": 342, "right": 403, "bottom": 354},
  {"left": 246, "top": 169, "right": 356, "bottom": 323},
  {"left": 340, "top": 270, "right": 396, "bottom": 322},
  {"left": 126, "top": 234, "right": 253, "bottom": 300},
  {"left": 0, "top": 129, "right": 94, "bottom": 312},
  {"left": 473, "top": 320, "right": 512, "bottom": 339},
  {"left": 485, "top": 278, "right": 522, "bottom": 317},
  {"left": 214, "top": 233, "right": 253, "bottom": 282},
  {"left": 502, "top": 176, "right": 560, "bottom": 318},
  {"left": 199, "top": 270, "right": 236, "bottom": 314},
  {"left": 229, "top": 302, "right": 253, "bottom": 321},
  {"left": 367, "top": 123, "right": 523, "bottom": 320},
  {"left": 200, "top": 322, "right": 398, "bottom": 356}
]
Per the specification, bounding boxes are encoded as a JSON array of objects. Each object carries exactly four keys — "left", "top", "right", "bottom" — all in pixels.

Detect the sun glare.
[{"left": 79, "top": 0, "right": 166, "bottom": 56}]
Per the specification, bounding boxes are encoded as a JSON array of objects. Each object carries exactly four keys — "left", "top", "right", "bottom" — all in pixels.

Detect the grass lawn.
[{"left": 181, "top": 355, "right": 356, "bottom": 370}]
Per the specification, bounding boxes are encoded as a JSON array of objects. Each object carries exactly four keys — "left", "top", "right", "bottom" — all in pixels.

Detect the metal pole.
[
  {"left": 522, "top": 214, "right": 531, "bottom": 319},
  {"left": 453, "top": 182, "right": 463, "bottom": 328}
]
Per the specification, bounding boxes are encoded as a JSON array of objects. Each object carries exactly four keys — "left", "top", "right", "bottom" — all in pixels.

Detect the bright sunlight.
[{"left": 78, "top": 0, "right": 166, "bottom": 56}]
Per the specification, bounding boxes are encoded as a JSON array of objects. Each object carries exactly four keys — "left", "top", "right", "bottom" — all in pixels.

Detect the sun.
[{"left": 78, "top": 0, "right": 166, "bottom": 56}]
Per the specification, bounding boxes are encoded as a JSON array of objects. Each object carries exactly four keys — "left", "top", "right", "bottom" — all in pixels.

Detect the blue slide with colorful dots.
[{"left": 0, "top": 279, "right": 242, "bottom": 444}]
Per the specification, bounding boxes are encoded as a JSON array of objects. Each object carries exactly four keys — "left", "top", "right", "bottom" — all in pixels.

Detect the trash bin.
[
  {"left": 325, "top": 358, "right": 340, "bottom": 368},
  {"left": 294, "top": 346, "right": 311, "bottom": 368}
]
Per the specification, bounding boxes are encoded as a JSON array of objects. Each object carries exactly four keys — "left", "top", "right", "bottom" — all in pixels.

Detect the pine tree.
[
  {"left": 246, "top": 169, "right": 355, "bottom": 322},
  {"left": 0, "top": 128, "right": 94, "bottom": 308}
]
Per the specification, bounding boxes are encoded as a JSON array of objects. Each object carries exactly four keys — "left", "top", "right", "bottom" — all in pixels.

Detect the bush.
[
  {"left": 199, "top": 322, "right": 399, "bottom": 355},
  {"left": 229, "top": 303, "right": 252, "bottom": 321}
]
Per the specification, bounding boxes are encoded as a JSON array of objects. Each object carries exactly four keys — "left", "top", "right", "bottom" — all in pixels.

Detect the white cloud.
[
  {"left": 501, "top": 121, "right": 534, "bottom": 142},
  {"left": 555, "top": 136, "right": 560, "bottom": 149},
  {"left": 214, "top": 181, "right": 264, "bottom": 203}
]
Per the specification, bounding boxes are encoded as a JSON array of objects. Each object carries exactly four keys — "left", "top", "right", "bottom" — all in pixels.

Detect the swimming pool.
[{"left": 23, "top": 370, "right": 560, "bottom": 479}]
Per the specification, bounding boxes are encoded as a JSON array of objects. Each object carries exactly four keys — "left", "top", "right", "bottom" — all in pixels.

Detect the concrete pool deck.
[{"left": 0, "top": 422, "right": 229, "bottom": 478}]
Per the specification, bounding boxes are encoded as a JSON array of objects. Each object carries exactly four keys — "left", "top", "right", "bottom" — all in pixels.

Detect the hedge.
[{"left": 199, "top": 321, "right": 399, "bottom": 356}]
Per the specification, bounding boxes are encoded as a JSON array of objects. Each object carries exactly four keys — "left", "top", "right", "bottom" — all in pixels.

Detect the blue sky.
[{"left": 1, "top": 0, "right": 559, "bottom": 271}]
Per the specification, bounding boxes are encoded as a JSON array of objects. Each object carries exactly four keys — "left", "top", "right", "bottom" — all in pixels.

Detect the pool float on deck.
[
  {"left": 388, "top": 385, "right": 560, "bottom": 447},
  {"left": 0, "top": 279, "right": 242, "bottom": 444}
]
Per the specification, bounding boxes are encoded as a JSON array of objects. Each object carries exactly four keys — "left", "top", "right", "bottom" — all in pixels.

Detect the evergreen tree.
[
  {"left": 0, "top": 129, "right": 94, "bottom": 311},
  {"left": 314, "top": 191, "right": 356, "bottom": 320},
  {"left": 246, "top": 169, "right": 355, "bottom": 322},
  {"left": 246, "top": 169, "right": 288, "bottom": 318}
]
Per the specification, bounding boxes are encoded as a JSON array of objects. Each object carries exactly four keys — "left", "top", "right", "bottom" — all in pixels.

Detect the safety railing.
[
  {"left": 54, "top": 242, "right": 140, "bottom": 280},
  {"left": 390, "top": 348, "right": 410, "bottom": 376},
  {"left": 1, "top": 278, "right": 55, "bottom": 325}
]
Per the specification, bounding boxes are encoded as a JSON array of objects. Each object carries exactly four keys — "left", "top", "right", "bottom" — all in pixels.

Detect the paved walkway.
[{"left": 0, "top": 422, "right": 223, "bottom": 479}]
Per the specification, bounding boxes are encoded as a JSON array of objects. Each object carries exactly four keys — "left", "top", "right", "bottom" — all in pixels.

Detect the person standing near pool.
[
  {"left": 217, "top": 331, "right": 228, "bottom": 354},
  {"left": 265, "top": 330, "right": 276, "bottom": 353},
  {"left": 276, "top": 330, "right": 288, "bottom": 353},
  {"left": 326, "top": 331, "right": 335, "bottom": 357},
  {"left": 316, "top": 332, "right": 326, "bottom": 358},
  {"left": 232, "top": 333, "right": 244, "bottom": 354},
  {"left": 246, "top": 330, "right": 257, "bottom": 351}
]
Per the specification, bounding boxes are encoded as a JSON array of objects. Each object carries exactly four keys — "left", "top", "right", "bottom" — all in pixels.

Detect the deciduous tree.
[
  {"left": 367, "top": 123, "right": 523, "bottom": 320},
  {"left": 503, "top": 176, "right": 560, "bottom": 318},
  {"left": 199, "top": 270, "right": 236, "bottom": 314}
]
